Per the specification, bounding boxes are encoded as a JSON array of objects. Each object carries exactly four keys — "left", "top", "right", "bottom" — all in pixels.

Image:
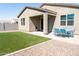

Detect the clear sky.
[
  {"left": 0, "top": 3, "right": 42, "bottom": 19},
  {"left": 0, "top": 3, "right": 79, "bottom": 20}
]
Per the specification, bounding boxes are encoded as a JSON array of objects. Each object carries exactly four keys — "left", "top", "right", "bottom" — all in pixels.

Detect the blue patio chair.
[
  {"left": 66, "top": 30, "right": 74, "bottom": 37},
  {"left": 60, "top": 29, "right": 67, "bottom": 37},
  {"left": 54, "top": 28, "right": 74, "bottom": 37},
  {"left": 54, "top": 28, "right": 60, "bottom": 36},
  {"left": 71, "top": 31, "right": 74, "bottom": 37},
  {"left": 65, "top": 27, "right": 74, "bottom": 37}
]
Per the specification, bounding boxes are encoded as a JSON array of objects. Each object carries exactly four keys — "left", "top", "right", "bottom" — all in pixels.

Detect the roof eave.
[
  {"left": 40, "top": 3, "right": 79, "bottom": 9},
  {"left": 17, "top": 7, "right": 45, "bottom": 18},
  {"left": 17, "top": 6, "right": 57, "bottom": 18}
]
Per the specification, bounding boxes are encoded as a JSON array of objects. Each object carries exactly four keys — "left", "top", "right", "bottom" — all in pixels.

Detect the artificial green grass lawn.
[{"left": 0, "top": 32, "right": 48, "bottom": 55}]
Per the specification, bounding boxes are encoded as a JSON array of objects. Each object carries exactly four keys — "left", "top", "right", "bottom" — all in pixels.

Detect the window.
[
  {"left": 21, "top": 18, "right": 25, "bottom": 25},
  {"left": 60, "top": 15, "right": 66, "bottom": 26},
  {"left": 67, "top": 14, "right": 74, "bottom": 25},
  {"left": 61, "top": 21, "right": 66, "bottom": 25},
  {"left": 60, "top": 14, "right": 74, "bottom": 26},
  {"left": 67, "top": 21, "right": 74, "bottom": 25},
  {"left": 67, "top": 14, "right": 74, "bottom": 19},
  {"left": 61, "top": 15, "right": 66, "bottom": 20}
]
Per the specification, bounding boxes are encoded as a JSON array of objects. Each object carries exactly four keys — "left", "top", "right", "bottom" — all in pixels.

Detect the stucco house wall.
[{"left": 41, "top": 5, "right": 79, "bottom": 35}]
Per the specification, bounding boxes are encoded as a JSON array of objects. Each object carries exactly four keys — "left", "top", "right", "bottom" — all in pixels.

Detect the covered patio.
[{"left": 29, "top": 9, "right": 57, "bottom": 34}]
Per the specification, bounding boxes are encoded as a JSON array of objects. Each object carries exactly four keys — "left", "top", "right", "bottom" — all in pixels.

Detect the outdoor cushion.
[
  {"left": 60, "top": 29, "right": 67, "bottom": 36},
  {"left": 54, "top": 28, "right": 74, "bottom": 37},
  {"left": 66, "top": 30, "right": 74, "bottom": 37},
  {"left": 54, "top": 28, "right": 61, "bottom": 36}
]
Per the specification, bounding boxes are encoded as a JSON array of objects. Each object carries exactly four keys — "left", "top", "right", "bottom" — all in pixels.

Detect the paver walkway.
[{"left": 8, "top": 40, "right": 79, "bottom": 56}]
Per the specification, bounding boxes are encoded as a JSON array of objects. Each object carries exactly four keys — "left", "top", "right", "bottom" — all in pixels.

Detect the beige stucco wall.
[
  {"left": 18, "top": 8, "right": 43, "bottom": 32},
  {"left": 41, "top": 5, "right": 79, "bottom": 35}
]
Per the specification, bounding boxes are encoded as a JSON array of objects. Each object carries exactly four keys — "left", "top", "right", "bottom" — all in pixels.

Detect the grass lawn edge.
[{"left": 4, "top": 39, "right": 50, "bottom": 56}]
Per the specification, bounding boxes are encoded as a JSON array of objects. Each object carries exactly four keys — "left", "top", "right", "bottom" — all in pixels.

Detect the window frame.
[
  {"left": 67, "top": 14, "right": 74, "bottom": 26},
  {"left": 60, "top": 14, "right": 74, "bottom": 26},
  {"left": 60, "top": 15, "right": 66, "bottom": 26},
  {"left": 21, "top": 18, "right": 25, "bottom": 26}
]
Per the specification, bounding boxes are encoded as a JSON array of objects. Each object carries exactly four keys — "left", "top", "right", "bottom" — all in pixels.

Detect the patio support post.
[{"left": 43, "top": 13, "right": 48, "bottom": 35}]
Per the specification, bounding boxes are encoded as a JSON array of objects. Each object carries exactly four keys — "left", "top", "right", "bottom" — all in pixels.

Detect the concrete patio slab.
[
  {"left": 7, "top": 39, "right": 79, "bottom": 56},
  {"left": 27, "top": 32, "right": 79, "bottom": 45}
]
